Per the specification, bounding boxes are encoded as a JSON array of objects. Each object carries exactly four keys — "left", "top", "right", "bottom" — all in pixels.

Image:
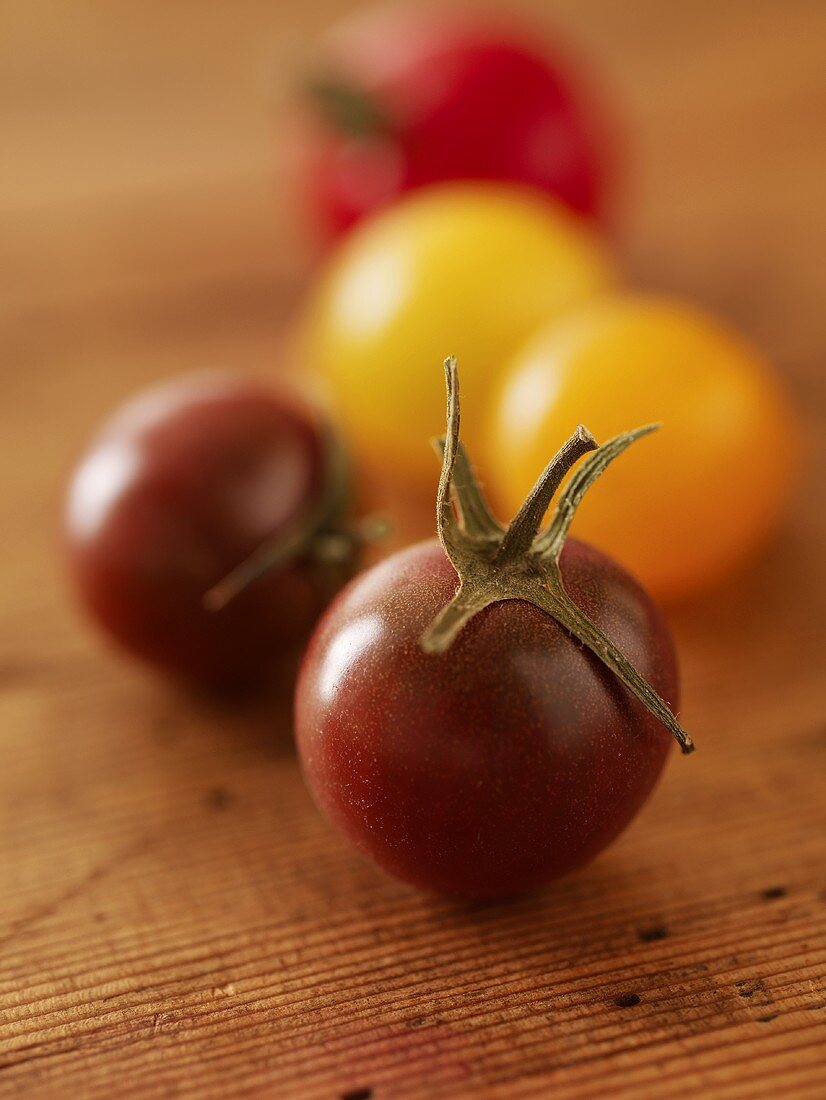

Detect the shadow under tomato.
[{"left": 145, "top": 654, "right": 300, "bottom": 760}]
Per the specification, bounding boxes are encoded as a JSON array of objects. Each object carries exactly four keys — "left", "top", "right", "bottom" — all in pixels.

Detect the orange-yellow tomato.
[
  {"left": 484, "top": 296, "right": 799, "bottom": 602},
  {"left": 305, "top": 184, "right": 617, "bottom": 490}
]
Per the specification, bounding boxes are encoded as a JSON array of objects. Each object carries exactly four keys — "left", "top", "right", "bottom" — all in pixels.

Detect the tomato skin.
[
  {"left": 306, "top": 184, "right": 617, "bottom": 491},
  {"left": 65, "top": 375, "right": 346, "bottom": 689},
  {"left": 485, "top": 297, "right": 800, "bottom": 603},
  {"left": 296, "top": 5, "right": 615, "bottom": 241},
  {"left": 295, "top": 537, "right": 676, "bottom": 900}
]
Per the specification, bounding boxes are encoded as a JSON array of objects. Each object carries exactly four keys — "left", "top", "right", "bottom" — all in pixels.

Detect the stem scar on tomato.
[{"left": 422, "top": 357, "right": 694, "bottom": 755}]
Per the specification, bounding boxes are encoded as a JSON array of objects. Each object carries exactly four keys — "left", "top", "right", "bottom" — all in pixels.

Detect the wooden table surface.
[{"left": 1, "top": 2, "right": 824, "bottom": 1097}]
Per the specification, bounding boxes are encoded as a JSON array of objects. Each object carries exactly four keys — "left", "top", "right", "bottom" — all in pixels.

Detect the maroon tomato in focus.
[
  {"left": 294, "top": 4, "right": 616, "bottom": 243},
  {"left": 295, "top": 538, "right": 677, "bottom": 900},
  {"left": 294, "top": 360, "right": 692, "bottom": 900},
  {"left": 65, "top": 374, "right": 353, "bottom": 690}
]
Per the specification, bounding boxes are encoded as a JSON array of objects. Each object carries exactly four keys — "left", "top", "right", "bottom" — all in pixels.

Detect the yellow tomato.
[
  {"left": 305, "top": 184, "right": 617, "bottom": 489},
  {"left": 485, "top": 296, "right": 799, "bottom": 602}
]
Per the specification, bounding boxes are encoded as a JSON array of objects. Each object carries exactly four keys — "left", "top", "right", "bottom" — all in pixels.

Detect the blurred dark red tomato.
[
  {"left": 65, "top": 374, "right": 352, "bottom": 690},
  {"left": 295, "top": 538, "right": 676, "bottom": 900},
  {"left": 295, "top": 4, "right": 616, "bottom": 242}
]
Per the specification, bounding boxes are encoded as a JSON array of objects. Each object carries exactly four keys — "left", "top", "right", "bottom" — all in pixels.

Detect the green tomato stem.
[
  {"left": 204, "top": 430, "right": 385, "bottom": 612},
  {"left": 420, "top": 358, "right": 695, "bottom": 755},
  {"left": 306, "top": 76, "right": 390, "bottom": 140}
]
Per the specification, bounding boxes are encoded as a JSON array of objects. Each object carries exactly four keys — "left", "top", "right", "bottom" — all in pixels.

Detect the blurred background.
[
  {"left": 1, "top": 0, "right": 823, "bottom": 719},
  {"left": 3, "top": 0, "right": 824, "bottom": 545},
  {"left": 2, "top": 0, "right": 824, "bottom": 705}
]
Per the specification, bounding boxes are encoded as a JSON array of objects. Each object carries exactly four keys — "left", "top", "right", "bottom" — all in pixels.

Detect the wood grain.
[{"left": 1, "top": 2, "right": 824, "bottom": 1097}]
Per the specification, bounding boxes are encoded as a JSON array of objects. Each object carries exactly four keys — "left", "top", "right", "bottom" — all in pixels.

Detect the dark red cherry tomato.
[
  {"left": 65, "top": 374, "right": 355, "bottom": 690},
  {"left": 296, "top": 538, "right": 677, "bottom": 899},
  {"left": 293, "top": 4, "right": 616, "bottom": 243},
  {"left": 295, "top": 359, "right": 691, "bottom": 899}
]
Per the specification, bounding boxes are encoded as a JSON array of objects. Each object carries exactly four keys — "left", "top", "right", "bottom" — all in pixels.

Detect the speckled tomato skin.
[{"left": 295, "top": 538, "right": 678, "bottom": 900}]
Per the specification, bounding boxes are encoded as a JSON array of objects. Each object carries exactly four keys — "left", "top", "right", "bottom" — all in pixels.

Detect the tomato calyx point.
[
  {"left": 420, "top": 357, "right": 694, "bottom": 755},
  {"left": 205, "top": 430, "right": 386, "bottom": 612},
  {"left": 307, "top": 75, "right": 391, "bottom": 140}
]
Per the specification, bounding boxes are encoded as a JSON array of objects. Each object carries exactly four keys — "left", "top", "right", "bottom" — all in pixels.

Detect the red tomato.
[
  {"left": 295, "top": 361, "right": 687, "bottom": 900},
  {"left": 65, "top": 374, "right": 355, "bottom": 690},
  {"left": 296, "top": 538, "right": 677, "bottom": 899},
  {"left": 293, "top": 4, "right": 616, "bottom": 242}
]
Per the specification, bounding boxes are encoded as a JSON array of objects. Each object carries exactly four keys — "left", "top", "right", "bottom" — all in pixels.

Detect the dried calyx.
[
  {"left": 205, "top": 431, "right": 386, "bottom": 612},
  {"left": 420, "top": 357, "right": 695, "bottom": 755},
  {"left": 307, "top": 77, "right": 390, "bottom": 140}
]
